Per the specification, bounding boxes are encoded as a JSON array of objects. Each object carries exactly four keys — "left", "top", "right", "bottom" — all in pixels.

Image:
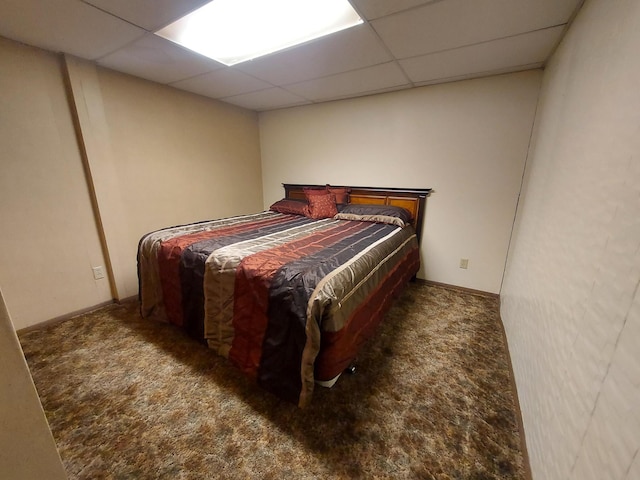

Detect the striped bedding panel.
[{"left": 137, "top": 211, "right": 419, "bottom": 407}]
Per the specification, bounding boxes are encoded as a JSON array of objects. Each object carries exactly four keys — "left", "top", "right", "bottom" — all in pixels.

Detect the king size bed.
[{"left": 137, "top": 184, "right": 431, "bottom": 407}]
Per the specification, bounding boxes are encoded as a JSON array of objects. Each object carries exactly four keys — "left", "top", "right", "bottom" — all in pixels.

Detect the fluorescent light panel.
[{"left": 155, "top": 0, "right": 363, "bottom": 66}]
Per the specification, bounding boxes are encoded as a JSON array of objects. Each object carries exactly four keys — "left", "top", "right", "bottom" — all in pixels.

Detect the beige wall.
[
  {"left": 259, "top": 70, "right": 542, "bottom": 293},
  {"left": 0, "top": 288, "right": 67, "bottom": 479},
  {"left": 0, "top": 38, "right": 112, "bottom": 329},
  {"left": 0, "top": 37, "right": 263, "bottom": 327},
  {"left": 501, "top": 0, "right": 640, "bottom": 479},
  {"left": 66, "top": 58, "right": 263, "bottom": 300}
]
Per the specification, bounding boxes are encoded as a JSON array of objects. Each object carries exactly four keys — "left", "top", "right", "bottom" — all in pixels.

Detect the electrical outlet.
[
  {"left": 459, "top": 258, "right": 469, "bottom": 269},
  {"left": 92, "top": 266, "right": 105, "bottom": 280}
]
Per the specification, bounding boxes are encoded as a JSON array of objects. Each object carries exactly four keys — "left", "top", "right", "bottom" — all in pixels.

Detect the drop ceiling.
[{"left": 0, "top": 0, "right": 583, "bottom": 112}]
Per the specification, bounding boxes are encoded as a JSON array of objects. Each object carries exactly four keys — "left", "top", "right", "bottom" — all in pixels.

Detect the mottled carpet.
[{"left": 19, "top": 282, "right": 525, "bottom": 479}]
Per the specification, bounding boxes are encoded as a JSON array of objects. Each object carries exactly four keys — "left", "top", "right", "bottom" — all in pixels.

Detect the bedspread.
[{"left": 138, "top": 211, "right": 419, "bottom": 406}]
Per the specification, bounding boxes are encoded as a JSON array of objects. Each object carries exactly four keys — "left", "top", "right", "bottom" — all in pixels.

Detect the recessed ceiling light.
[{"left": 155, "top": 0, "right": 363, "bottom": 66}]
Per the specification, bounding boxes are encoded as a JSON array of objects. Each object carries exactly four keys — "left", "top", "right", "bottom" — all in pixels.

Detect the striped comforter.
[{"left": 138, "top": 211, "right": 419, "bottom": 407}]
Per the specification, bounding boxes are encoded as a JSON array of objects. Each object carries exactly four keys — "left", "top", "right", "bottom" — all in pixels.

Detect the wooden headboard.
[{"left": 283, "top": 184, "right": 432, "bottom": 241}]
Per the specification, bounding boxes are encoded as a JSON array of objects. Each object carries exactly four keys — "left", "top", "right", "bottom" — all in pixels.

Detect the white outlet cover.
[{"left": 92, "top": 266, "right": 105, "bottom": 280}]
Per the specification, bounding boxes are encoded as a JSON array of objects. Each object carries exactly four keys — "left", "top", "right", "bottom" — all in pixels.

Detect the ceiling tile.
[
  {"left": 0, "top": 0, "right": 583, "bottom": 111},
  {"left": 222, "top": 88, "right": 311, "bottom": 112},
  {"left": 400, "top": 26, "right": 565, "bottom": 84},
  {"left": 372, "top": 0, "right": 580, "bottom": 59},
  {"left": 286, "top": 62, "right": 410, "bottom": 101},
  {"left": 0, "top": 0, "right": 145, "bottom": 60},
  {"left": 170, "top": 69, "right": 272, "bottom": 99},
  {"left": 350, "top": 0, "right": 437, "bottom": 20},
  {"left": 235, "top": 24, "right": 392, "bottom": 86},
  {"left": 82, "top": 0, "right": 212, "bottom": 31},
  {"left": 97, "top": 34, "right": 222, "bottom": 84}
]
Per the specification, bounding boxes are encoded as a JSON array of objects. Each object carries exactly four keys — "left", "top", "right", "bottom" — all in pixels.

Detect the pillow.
[
  {"left": 327, "top": 186, "right": 350, "bottom": 204},
  {"left": 269, "top": 199, "right": 309, "bottom": 216},
  {"left": 334, "top": 204, "right": 413, "bottom": 227},
  {"left": 302, "top": 186, "right": 329, "bottom": 196},
  {"left": 306, "top": 193, "right": 338, "bottom": 219}
]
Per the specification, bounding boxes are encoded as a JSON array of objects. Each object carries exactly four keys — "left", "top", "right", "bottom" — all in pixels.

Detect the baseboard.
[
  {"left": 116, "top": 295, "right": 138, "bottom": 305},
  {"left": 16, "top": 299, "right": 115, "bottom": 335},
  {"left": 417, "top": 279, "right": 499, "bottom": 299},
  {"left": 496, "top": 309, "right": 533, "bottom": 480}
]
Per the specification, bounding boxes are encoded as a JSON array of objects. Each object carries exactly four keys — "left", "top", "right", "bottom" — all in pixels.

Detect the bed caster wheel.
[{"left": 345, "top": 364, "right": 356, "bottom": 375}]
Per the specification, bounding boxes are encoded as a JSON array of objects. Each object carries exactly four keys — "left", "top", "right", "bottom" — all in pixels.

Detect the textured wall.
[
  {"left": 501, "top": 0, "right": 640, "bottom": 479},
  {"left": 260, "top": 71, "right": 542, "bottom": 293}
]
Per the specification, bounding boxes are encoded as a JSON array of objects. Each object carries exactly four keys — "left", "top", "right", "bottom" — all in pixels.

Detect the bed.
[{"left": 137, "top": 184, "right": 431, "bottom": 407}]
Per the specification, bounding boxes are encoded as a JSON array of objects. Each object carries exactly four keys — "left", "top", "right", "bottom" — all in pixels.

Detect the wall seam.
[
  {"left": 498, "top": 78, "right": 543, "bottom": 295},
  {"left": 60, "top": 54, "right": 118, "bottom": 300}
]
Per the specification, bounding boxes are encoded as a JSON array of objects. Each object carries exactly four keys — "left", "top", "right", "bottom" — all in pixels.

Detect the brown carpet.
[{"left": 19, "top": 282, "right": 525, "bottom": 479}]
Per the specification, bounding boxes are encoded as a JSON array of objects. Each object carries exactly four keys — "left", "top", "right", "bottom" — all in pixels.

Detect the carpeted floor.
[{"left": 19, "top": 282, "right": 525, "bottom": 479}]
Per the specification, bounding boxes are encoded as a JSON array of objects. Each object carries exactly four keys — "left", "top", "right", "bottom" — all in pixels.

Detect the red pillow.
[
  {"left": 303, "top": 186, "right": 329, "bottom": 196},
  {"left": 327, "top": 186, "right": 350, "bottom": 204},
  {"left": 306, "top": 193, "right": 338, "bottom": 219},
  {"left": 269, "top": 199, "right": 309, "bottom": 216}
]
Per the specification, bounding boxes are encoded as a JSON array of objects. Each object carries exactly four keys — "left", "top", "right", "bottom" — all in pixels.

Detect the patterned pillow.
[
  {"left": 269, "top": 199, "right": 310, "bottom": 216},
  {"left": 306, "top": 193, "right": 338, "bottom": 219}
]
